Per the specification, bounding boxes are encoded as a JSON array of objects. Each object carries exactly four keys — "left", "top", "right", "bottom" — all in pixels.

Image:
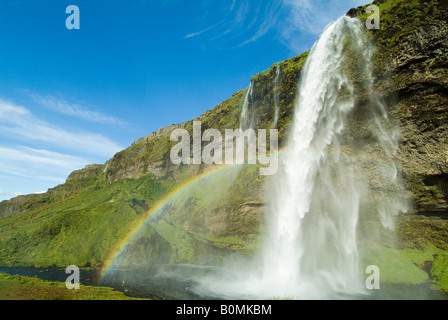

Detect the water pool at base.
[{"left": 1, "top": 265, "right": 446, "bottom": 300}]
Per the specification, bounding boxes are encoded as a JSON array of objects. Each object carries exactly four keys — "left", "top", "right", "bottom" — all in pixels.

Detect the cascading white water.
[
  {"left": 235, "top": 82, "right": 257, "bottom": 165},
  {"left": 195, "top": 15, "right": 407, "bottom": 300},
  {"left": 240, "top": 82, "right": 254, "bottom": 131},
  {"left": 273, "top": 65, "right": 281, "bottom": 128},
  {"left": 260, "top": 16, "right": 366, "bottom": 298},
  {"left": 259, "top": 15, "right": 408, "bottom": 298}
]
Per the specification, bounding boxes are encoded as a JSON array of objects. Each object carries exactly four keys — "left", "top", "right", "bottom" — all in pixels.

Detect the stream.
[{"left": 1, "top": 265, "right": 447, "bottom": 300}]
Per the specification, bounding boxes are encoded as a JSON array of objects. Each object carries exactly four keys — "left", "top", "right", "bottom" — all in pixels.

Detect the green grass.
[
  {"left": 0, "top": 174, "right": 173, "bottom": 268},
  {"left": 432, "top": 253, "right": 448, "bottom": 292},
  {"left": 0, "top": 273, "right": 146, "bottom": 300},
  {"left": 0, "top": 163, "right": 267, "bottom": 269},
  {"left": 117, "top": 164, "right": 266, "bottom": 266},
  {"left": 360, "top": 245, "right": 446, "bottom": 289}
]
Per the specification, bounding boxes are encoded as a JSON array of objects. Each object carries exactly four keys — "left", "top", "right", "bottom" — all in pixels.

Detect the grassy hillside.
[
  {"left": 0, "top": 163, "right": 267, "bottom": 268},
  {"left": 0, "top": 174, "right": 169, "bottom": 267}
]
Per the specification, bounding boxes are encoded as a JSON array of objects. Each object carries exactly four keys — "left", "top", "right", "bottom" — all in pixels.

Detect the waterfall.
[
  {"left": 259, "top": 15, "right": 407, "bottom": 298},
  {"left": 195, "top": 15, "right": 407, "bottom": 300},
  {"left": 260, "top": 16, "right": 365, "bottom": 298},
  {"left": 273, "top": 65, "right": 281, "bottom": 128},
  {"left": 235, "top": 82, "right": 256, "bottom": 164},
  {"left": 240, "top": 82, "right": 254, "bottom": 131}
]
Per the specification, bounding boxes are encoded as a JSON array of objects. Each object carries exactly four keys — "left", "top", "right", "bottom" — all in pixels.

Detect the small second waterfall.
[
  {"left": 240, "top": 82, "right": 254, "bottom": 131},
  {"left": 273, "top": 65, "right": 281, "bottom": 128}
]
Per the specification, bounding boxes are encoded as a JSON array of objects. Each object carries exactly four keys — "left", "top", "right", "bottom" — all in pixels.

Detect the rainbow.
[
  {"left": 100, "top": 164, "right": 233, "bottom": 280},
  {"left": 99, "top": 147, "right": 393, "bottom": 279}
]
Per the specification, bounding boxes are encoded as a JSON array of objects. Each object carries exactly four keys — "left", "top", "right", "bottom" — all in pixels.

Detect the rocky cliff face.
[
  {"left": 370, "top": 0, "right": 448, "bottom": 212},
  {"left": 344, "top": 0, "right": 448, "bottom": 213},
  {"left": 101, "top": 51, "right": 310, "bottom": 186}
]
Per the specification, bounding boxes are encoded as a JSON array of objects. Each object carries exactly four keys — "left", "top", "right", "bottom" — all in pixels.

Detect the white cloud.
[
  {"left": 0, "top": 189, "right": 23, "bottom": 202},
  {"left": 282, "top": 0, "right": 371, "bottom": 50},
  {"left": 281, "top": 0, "right": 320, "bottom": 35},
  {"left": 238, "top": 2, "right": 282, "bottom": 47},
  {"left": 281, "top": 0, "right": 369, "bottom": 35},
  {"left": 185, "top": 24, "right": 218, "bottom": 39},
  {"left": 229, "top": 0, "right": 236, "bottom": 11},
  {"left": 183, "top": 0, "right": 262, "bottom": 45},
  {"left": 0, "top": 97, "right": 123, "bottom": 202},
  {"left": 0, "top": 146, "right": 85, "bottom": 188},
  {"left": 0, "top": 146, "right": 88, "bottom": 170},
  {"left": 183, "top": 0, "right": 369, "bottom": 51},
  {"left": 0, "top": 99, "right": 123, "bottom": 157},
  {"left": 30, "top": 94, "right": 126, "bottom": 125}
]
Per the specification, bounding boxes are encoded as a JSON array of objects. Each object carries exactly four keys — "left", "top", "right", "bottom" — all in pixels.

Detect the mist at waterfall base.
[
  {"left": 102, "top": 16, "right": 419, "bottom": 300},
  {"left": 189, "top": 16, "right": 409, "bottom": 300}
]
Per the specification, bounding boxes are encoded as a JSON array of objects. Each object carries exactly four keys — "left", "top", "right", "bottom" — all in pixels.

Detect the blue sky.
[{"left": 0, "top": 0, "right": 369, "bottom": 201}]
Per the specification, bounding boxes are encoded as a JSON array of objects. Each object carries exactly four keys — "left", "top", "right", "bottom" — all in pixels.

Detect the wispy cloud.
[
  {"left": 180, "top": 0, "right": 301, "bottom": 48},
  {"left": 229, "top": 0, "right": 236, "bottom": 11},
  {"left": 0, "top": 99, "right": 123, "bottom": 157},
  {"left": 30, "top": 94, "right": 126, "bottom": 125},
  {"left": 0, "top": 146, "right": 88, "bottom": 170},
  {"left": 0, "top": 145, "right": 85, "bottom": 190},
  {"left": 0, "top": 189, "right": 23, "bottom": 202},
  {"left": 185, "top": 24, "right": 218, "bottom": 39},
  {"left": 0, "top": 97, "right": 123, "bottom": 201},
  {"left": 238, "top": 1, "right": 282, "bottom": 47},
  {"left": 281, "top": 0, "right": 371, "bottom": 38},
  {"left": 184, "top": 0, "right": 369, "bottom": 51},
  {"left": 0, "top": 146, "right": 76, "bottom": 186},
  {"left": 280, "top": 0, "right": 370, "bottom": 51}
]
